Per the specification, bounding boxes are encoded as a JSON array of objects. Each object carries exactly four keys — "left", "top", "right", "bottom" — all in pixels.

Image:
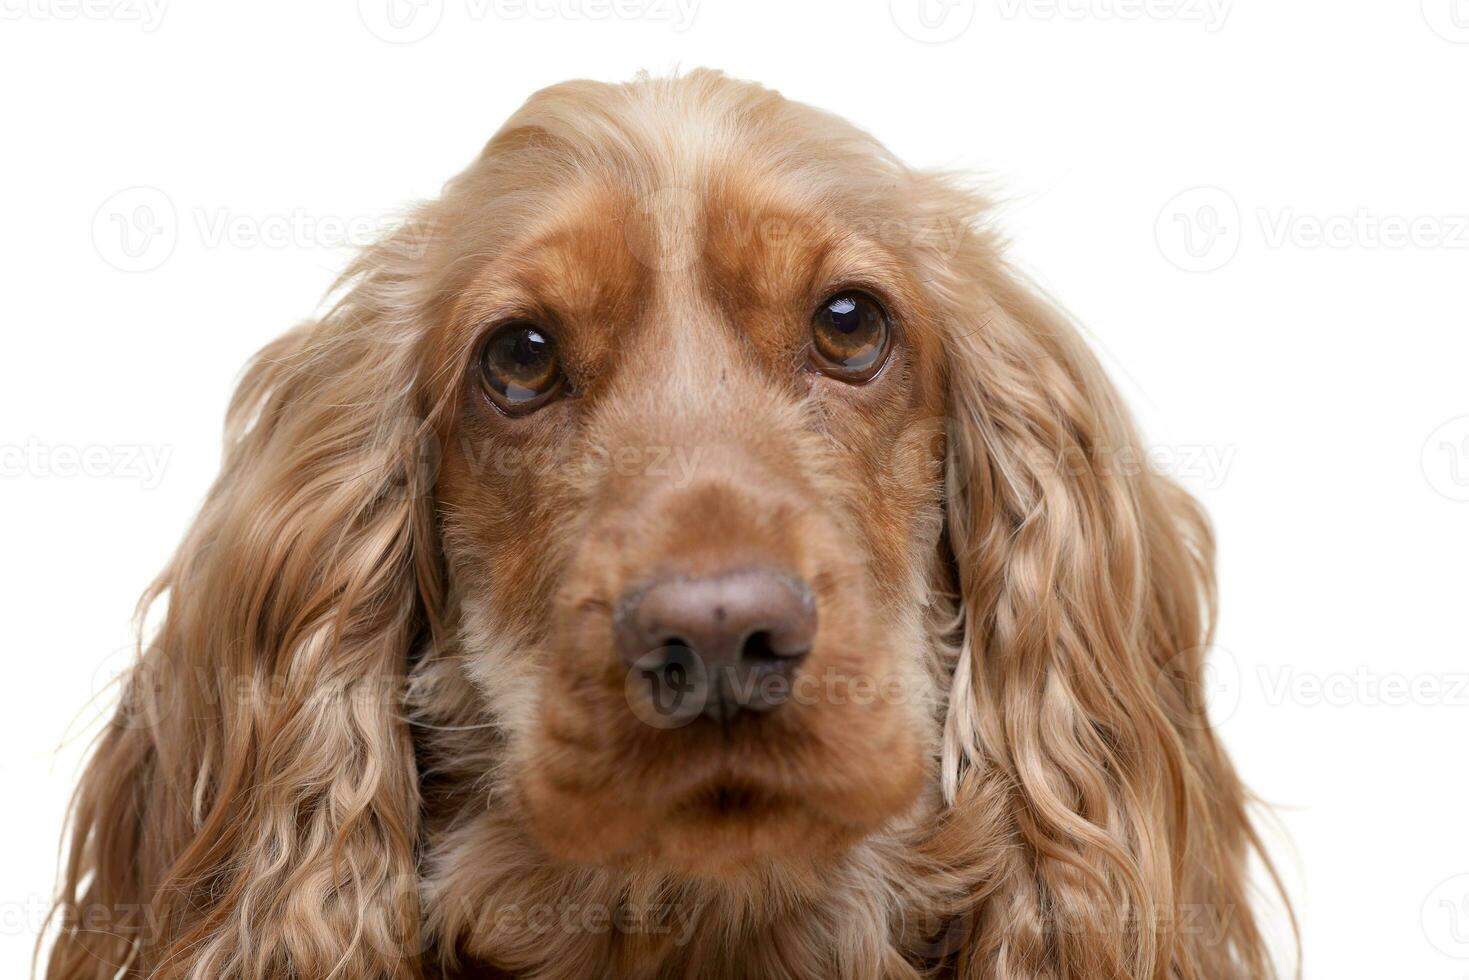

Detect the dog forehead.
[
  {"left": 515, "top": 184, "right": 651, "bottom": 317},
  {"left": 485, "top": 175, "right": 844, "bottom": 358}
]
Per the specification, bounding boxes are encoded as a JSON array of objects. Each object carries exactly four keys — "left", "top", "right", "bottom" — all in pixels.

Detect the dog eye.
[
  {"left": 478, "top": 321, "right": 564, "bottom": 414},
  {"left": 810, "top": 291, "right": 891, "bottom": 382}
]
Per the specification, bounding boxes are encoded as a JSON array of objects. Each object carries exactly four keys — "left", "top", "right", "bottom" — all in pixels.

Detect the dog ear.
[
  {"left": 927, "top": 197, "right": 1287, "bottom": 978},
  {"left": 47, "top": 222, "right": 443, "bottom": 980}
]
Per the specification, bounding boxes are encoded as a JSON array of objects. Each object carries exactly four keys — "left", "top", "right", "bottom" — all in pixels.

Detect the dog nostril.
[
  {"left": 636, "top": 638, "right": 692, "bottom": 677},
  {"left": 740, "top": 630, "right": 789, "bottom": 667}
]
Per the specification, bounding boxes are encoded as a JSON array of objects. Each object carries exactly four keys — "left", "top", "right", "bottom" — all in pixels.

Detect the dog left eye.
[
  {"left": 478, "top": 321, "right": 564, "bottom": 414},
  {"left": 809, "top": 291, "right": 891, "bottom": 382}
]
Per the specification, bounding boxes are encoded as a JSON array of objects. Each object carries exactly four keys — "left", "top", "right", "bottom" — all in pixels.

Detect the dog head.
[{"left": 49, "top": 72, "right": 1282, "bottom": 980}]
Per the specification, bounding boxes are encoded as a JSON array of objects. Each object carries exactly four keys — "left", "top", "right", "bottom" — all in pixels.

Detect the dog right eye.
[
  {"left": 478, "top": 321, "right": 565, "bottom": 415},
  {"left": 809, "top": 291, "right": 892, "bottom": 383}
]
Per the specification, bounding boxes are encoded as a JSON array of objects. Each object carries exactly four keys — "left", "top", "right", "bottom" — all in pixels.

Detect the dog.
[{"left": 47, "top": 70, "right": 1286, "bottom": 979}]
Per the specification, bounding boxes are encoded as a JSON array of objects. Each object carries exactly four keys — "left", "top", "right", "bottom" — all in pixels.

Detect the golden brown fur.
[{"left": 45, "top": 71, "right": 1288, "bottom": 979}]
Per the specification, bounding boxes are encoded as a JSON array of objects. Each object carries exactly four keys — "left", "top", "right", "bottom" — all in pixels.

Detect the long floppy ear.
[
  {"left": 926, "top": 189, "right": 1288, "bottom": 979},
  {"left": 46, "top": 223, "right": 444, "bottom": 980}
]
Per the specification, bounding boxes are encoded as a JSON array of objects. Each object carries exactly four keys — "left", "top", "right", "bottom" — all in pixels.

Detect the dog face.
[{"left": 426, "top": 145, "right": 952, "bottom": 872}]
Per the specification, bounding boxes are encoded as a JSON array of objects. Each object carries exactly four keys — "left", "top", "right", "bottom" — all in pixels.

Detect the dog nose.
[{"left": 615, "top": 569, "right": 816, "bottom": 722}]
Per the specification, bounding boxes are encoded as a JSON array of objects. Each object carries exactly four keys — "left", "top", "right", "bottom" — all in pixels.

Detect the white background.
[{"left": 3, "top": 1, "right": 1467, "bottom": 976}]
